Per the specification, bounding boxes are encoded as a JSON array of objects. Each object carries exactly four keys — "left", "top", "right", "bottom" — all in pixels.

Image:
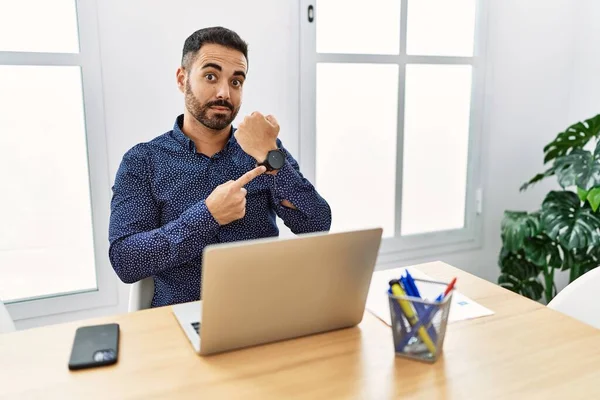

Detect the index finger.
[{"left": 234, "top": 166, "right": 267, "bottom": 189}]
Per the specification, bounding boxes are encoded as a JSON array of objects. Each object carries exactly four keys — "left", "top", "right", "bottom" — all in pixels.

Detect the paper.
[{"left": 365, "top": 267, "right": 494, "bottom": 326}]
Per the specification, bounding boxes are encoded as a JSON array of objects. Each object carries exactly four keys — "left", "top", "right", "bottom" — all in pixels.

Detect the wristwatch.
[{"left": 257, "top": 149, "right": 286, "bottom": 171}]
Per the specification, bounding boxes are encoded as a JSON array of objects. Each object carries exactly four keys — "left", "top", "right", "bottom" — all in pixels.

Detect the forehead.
[{"left": 193, "top": 43, "right": 247, "bottom": 73}]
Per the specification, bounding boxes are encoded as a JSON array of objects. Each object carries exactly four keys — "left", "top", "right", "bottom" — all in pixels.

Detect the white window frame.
[
  {"left": 299, "top": 0, "right": 489, "bottom": 263},
  {"left": 0, "top": 0, "right": 117, "bottom": 320}
]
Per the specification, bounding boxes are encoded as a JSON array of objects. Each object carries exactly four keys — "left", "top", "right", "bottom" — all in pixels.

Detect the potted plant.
[{"left": 498, "top": 114, "right": 600, "bottom": 303}]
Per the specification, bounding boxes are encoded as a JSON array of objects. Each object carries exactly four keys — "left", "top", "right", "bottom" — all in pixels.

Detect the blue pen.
[
  {"left": 405, "top": 271, "right": 422, "bottom": 297},
  {"left": 402, "top": 272, "right": 438, "bottom": 342}
]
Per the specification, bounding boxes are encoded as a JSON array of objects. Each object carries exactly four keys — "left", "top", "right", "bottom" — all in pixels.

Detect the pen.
[
  {"left": 435, "top": 277, "right": 457, "bottom": 302},
  {"left": 405, "top": 271, "right": 421, "bottom": 297},
  {"left": 389, "top": 279, "right": 437, "bottom": 355}
]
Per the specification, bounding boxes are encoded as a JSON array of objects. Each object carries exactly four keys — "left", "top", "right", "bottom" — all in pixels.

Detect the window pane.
[
  {"left": 0, "top": 66, "right": 96, "bottom": 302},
  {"left": 0, "top": 0, "right": 79, "bottom": 53},
  {"left": 406, "top": 0, "right": 476, "bottom": 56},
  {"left": 316, "top": 0, "right": 401, "bottom": 55},
  {"left": 316, "top": 63, "right": 398, "bottom": 237},
  {"left": 401, "top": 64, "right": 472, "bottom": 236}
]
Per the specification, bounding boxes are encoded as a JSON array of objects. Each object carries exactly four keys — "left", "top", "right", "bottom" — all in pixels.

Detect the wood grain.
[{"left": 2, "top": 261, "right": 600, "bottom": 399}]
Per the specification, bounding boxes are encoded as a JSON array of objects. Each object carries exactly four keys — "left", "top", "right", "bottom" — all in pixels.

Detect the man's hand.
[
  {"left": 234, "top": 112, "right": 280, "bottom": 162},
  {"left": 205, "top": 166, "right": 267, "bottom": 225}
]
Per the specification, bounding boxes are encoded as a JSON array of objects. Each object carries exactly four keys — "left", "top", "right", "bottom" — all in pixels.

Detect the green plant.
[{"left": 498, "top": 114, "right": 600, "bottom": 303}]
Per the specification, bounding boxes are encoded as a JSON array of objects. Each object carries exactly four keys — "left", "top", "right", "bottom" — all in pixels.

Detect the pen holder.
[{"left": 388, "top": 279, "right": 453, "bottom": 363}]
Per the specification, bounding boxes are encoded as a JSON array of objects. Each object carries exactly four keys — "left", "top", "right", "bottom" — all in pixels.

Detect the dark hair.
[{"left": 181, "top": 26, "right": 248, "bottom": 70}]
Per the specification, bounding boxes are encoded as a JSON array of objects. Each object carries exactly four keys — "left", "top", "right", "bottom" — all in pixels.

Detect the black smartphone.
[{"left": 68, "top": 323, "right": 120, "bottom": 370}]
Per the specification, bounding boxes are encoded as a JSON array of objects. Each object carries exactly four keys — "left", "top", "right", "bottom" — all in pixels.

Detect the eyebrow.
[{"left": 201, "top": 63, "right": 246, "bottom": 79}]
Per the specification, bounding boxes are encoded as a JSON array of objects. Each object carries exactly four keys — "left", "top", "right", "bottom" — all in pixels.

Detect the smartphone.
[{"left": 68, "top": 323, "right": 120, "bottom": 370}]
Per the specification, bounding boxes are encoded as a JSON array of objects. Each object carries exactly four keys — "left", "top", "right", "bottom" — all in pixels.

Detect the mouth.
[{"left": 210, "top": 106, "right": 231, "bottom": 112}]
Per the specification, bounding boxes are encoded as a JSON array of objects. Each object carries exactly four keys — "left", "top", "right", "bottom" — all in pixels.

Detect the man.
[{"left": 109, "top": 27, "right": 331, "bottom": 307}]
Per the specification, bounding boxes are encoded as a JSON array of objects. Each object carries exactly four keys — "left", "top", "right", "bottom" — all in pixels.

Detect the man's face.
[{"left": 179, "top": 43, "right": 247, "bottom": 131}]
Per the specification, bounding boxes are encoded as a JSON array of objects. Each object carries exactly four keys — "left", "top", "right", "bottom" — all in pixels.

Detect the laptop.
[{"left": 172, "top": 227, "right": 383, "bottom": 355}]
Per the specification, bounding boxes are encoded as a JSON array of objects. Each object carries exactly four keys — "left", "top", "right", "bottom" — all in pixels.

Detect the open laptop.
[{"left": 172, "top": 227, "right": 383, "bottom": 355}]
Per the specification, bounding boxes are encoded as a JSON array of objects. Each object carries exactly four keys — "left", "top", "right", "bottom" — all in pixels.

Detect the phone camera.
[{"left": 93, "top": 349, "right": 115, "bottom": 362}]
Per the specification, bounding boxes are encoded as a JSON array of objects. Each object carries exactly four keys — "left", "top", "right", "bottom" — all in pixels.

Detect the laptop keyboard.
[{"left": 191, "top": 321, "right": 201, "bottom": 334}]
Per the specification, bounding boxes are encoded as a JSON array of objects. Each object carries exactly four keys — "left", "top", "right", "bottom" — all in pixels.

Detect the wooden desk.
[{"left": 2, "top": 261, "right": 600, "bottom": 399}]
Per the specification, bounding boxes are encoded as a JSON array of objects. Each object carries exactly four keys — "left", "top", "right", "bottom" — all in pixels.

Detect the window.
[
  {"left": 0, "top": 0, "right": 115, "bottom": 320},
  {"left": 300, "top": 0, "right": 487, "bottom": 260}
]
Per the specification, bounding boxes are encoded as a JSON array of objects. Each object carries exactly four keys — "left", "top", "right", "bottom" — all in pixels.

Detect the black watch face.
[{"left": 267, "top": 150, "right": 285, "bottom": 169}]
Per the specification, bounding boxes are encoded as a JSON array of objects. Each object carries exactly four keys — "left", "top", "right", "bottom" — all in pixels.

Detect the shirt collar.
[{"left": 172, "top": 114, "right": 238, "bottom": 153}]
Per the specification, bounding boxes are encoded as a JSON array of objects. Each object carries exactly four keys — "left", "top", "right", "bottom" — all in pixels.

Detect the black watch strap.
[{"left": 257, "top": 159, "right": 274, "bottom": 171}]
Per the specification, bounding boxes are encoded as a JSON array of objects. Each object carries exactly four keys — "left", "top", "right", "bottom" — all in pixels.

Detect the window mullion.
[{"left": 395, "top": 0, "right": 409, "bottom": 238}]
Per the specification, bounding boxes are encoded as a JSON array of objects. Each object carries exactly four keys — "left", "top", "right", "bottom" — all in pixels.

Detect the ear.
[{"left": 176, "top": 67, "right": 186, "bottom": 93}]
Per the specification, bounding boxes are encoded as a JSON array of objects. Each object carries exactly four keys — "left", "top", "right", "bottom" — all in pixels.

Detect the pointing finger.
[{"left": 233, "top": 166, "right": 266, "bottom": 189}]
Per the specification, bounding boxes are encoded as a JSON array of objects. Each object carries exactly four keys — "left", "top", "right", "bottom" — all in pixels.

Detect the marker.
[{"left": 389, "top": 279, "right": 437, "bottom": 355}]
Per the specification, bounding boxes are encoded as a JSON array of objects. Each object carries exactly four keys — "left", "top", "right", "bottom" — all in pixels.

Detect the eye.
[
  {"left": 205, "top": 73, "right": 216, "bottom": 82},
  {"left": 232, "top": 79, "right": 243, "bottom": 87}
]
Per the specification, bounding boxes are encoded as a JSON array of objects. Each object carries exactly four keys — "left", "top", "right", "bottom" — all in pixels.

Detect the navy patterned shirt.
[{"left": 109, "top": 115, "right": 332, "bottom": 307}]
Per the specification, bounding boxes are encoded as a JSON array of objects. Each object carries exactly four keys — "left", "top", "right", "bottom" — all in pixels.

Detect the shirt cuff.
[
  {"left": 181, "top": 200, "right": 220, "bottom": 237},
  {"left": 269, "top": 161, "right": 314, "bottom": 216}
]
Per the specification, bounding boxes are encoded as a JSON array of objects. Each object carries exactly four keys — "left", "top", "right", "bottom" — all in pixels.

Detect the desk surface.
[{"left": 2, "top": 261, "right": 600, "bottom": 399}]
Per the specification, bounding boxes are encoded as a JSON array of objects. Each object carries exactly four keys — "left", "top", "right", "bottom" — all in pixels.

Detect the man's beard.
[{"left": 185, "top": 80, "right": 239, "bottom": 130}]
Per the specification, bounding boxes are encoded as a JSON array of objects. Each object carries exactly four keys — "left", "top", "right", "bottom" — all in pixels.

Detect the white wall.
[
  {"left": 15, "top": 0, "right": 600, "bottom": 328},
  {"left": 569, "top": 0, "right": 600, "bottom": 123}
]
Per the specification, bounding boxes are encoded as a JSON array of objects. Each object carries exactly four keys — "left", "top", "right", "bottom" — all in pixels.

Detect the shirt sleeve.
[
  {"left": 108, "top": 145, "right": 220, "bottom": 284},
  {"left": 266, "top": 141, "right": 332, "bottom": 234}
]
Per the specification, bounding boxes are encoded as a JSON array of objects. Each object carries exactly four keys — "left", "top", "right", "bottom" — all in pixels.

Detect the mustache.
[{"left": 205, "top": 100, "right": 234, "bottom": 111}]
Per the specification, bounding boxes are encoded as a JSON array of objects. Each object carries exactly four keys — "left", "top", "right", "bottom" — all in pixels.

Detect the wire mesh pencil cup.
[{"left": 388, "top": 279, "right": 453, "bottom": 363}]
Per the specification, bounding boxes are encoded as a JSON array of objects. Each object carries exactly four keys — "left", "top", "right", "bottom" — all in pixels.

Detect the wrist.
[{"left": 256, "top": 144, "right": 279, "bottom": 163}]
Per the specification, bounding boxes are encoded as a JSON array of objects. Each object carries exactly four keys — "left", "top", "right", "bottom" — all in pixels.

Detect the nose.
[{"left": 215, "top": 81, "right": 230, "bottom": 100}]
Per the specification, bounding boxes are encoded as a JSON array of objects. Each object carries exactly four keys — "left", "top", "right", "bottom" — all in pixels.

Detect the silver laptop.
[{"left": 172, "top": 228, "right": 382, "bottom": 355}]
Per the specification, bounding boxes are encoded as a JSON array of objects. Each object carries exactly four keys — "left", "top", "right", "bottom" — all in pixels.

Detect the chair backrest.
[
  {"left": 547, "top": 267, "right": 600, "bottom": 329},
  {"left": 128, "top": 277, "right": 155, "bottom": 312},
  {"left": 0, "top": 300, "right": 16, "bottom": 333}
]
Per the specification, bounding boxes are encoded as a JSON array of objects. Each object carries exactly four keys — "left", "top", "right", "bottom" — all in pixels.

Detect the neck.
[{"left": 181, "top": 109, "right": 231, "bottom": 157}]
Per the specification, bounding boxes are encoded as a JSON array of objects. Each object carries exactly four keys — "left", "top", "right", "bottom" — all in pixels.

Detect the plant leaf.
[
  {"left": 554, "top": 146, "right": 600, "bottom": 190},
  {"left": 523, "top": 235, "right": 561, "bottom": 268},
  {"left": 543, "top": 114, "right": 600, "bottom": 164},
  {"left": 541, "top": 191, "right": 600, "bottom": 249},
  {"left": 498, "top": 248, "right": 544, "bottom": 301},
  {"left": 521, "top": 167, "right": 556, "bottom": 192},
  {"left": 587, "top": 188, "right": 600, "bottom": 212},
  {"left": 501, "top": 211, "right": 541, "bottom": 252},
  {"left": 577, "top": 187, "right": 589, "bottom": 202}
]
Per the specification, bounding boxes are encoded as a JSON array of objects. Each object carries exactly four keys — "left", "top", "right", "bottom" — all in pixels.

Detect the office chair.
[
  {"left": 128, "top": 277, "right": 155, "bottom": 312},
  {"left": 0, "top": 300, "right": 16, "bottom": 333},
  {"left": 547, "top": 267, "right": 600, "bottom": 329}
]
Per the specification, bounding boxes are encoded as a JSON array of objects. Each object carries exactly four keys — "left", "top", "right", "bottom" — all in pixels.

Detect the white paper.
[{"left": 365, "top": 267, "right": 494, "bottom": 326}]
